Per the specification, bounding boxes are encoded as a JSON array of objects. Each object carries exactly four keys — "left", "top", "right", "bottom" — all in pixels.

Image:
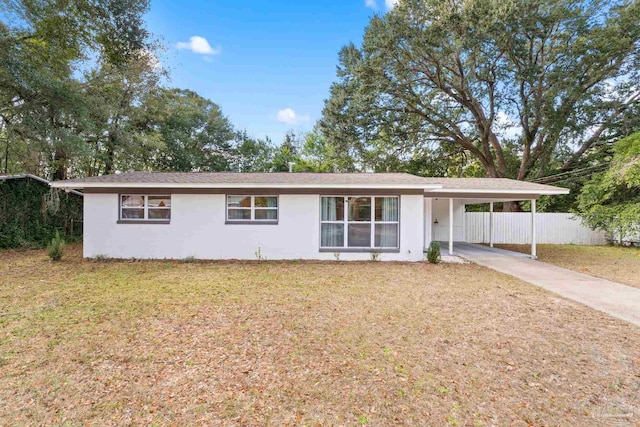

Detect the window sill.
[
  {"left": 319, "top": 248, "right": 400, "bottom": 253},
  {"left": 117, "top": 220, "right": 171, "bottom": 225},
  {"left": 225, "top": 220, "right": 279, "bottom": 225}
]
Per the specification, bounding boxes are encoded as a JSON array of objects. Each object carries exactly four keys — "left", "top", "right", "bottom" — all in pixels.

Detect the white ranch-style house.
[{"left": 51, "top": 172, "right": 569, "bottom": 261}]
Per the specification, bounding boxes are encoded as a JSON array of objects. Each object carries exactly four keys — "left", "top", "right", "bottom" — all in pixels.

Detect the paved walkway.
[{"left": 454, "top": 242, "right": 640, "bottom": 327}]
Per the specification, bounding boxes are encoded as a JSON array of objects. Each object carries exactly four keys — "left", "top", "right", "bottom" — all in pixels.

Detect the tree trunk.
[
  {"left": 104, "top": 132, "right": 116, "bottom": 175},
  {"left": 3, "top": 127, "right": 9, "bottom": 174},
  {"left": 52, "top": 150, "right": 67, "bottom": 180},
  {"left": 502, "top": 201, "right": 522, "bottom": 212}
]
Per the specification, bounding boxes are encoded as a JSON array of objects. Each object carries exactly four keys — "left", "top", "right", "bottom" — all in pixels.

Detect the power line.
[
  {"left": 530, "top": 163, "right": 608, "bottom": 184},
  {"left": 531, "top": 164, "right": 606, "bottom": 182}
]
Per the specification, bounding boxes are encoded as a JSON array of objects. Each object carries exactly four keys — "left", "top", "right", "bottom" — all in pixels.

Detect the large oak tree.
[{"left": 320, "top": 0, "right": 640, "bottom": 190}]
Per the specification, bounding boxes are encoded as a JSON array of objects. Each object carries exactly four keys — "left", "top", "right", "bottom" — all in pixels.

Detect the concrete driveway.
[{"left": 454, "top": 242, "right": 640, "bottom": 327}]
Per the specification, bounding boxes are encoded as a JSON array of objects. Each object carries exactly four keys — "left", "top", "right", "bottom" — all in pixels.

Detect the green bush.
[
  {"left": 0, "top": 177, "right": 83, "bottom": 248},
  {"left": 575, "top": 132, "right": 640, "bottom": 243},
  {"left": 426, "top": 241, "right": 441, "bottom": 264},
  {"left": 47, "top": 231, "right": 65, "bottom": 261}
]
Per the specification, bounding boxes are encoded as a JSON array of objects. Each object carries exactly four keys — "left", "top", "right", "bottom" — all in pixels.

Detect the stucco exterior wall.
[
  {"left": 83, "top": 193, "right": 425, "bottom": 261},
  {"left": 430, "top": 198, "right": 465, "bottom": 242}
]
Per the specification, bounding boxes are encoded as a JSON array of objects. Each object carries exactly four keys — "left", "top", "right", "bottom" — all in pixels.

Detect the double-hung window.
[
  {"left": 320, "top": 196, "right": 399, "bottom": 249},
  {"left": 120, "top": 195, "right": 171, "bottom": 221},
  {"left": 227, "top": 195, "right": 278, "bottom": 222}
]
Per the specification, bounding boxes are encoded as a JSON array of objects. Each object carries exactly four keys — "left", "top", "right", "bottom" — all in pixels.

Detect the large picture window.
[
  {"left": 320, "top": 196, "right": 399, "bottom": 249},
  {"left": 227, "top": 195, "right": 278, "bottom": 222},
  {"left": 120, "top": 195, "right": 171, "bottom": 221}
]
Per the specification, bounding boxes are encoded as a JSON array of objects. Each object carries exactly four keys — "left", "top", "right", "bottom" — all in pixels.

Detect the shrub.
[
  {"left": 47, "top": 231, "right": 65, "bottom": 261},
  {"left": 0, "top": 178, "right": 83, "bottom": 249},
  {"left": 426, "top": 241, "right": 441, "bottom": 264},
  {"left": 254, "top": 247, "right": 268, "bottom": 261},
  {"left": 575, "top": 133, "right": 640, "bottom": 244}
]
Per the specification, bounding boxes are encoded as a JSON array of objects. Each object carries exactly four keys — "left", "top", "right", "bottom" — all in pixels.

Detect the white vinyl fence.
[{"left": 465, "top": 212, "right": 608, "bottom": 245}]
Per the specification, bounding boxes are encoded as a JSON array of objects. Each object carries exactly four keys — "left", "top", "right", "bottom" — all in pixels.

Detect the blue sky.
[{"left": 145, "top": 0, "right": 397, "bottom": 144}]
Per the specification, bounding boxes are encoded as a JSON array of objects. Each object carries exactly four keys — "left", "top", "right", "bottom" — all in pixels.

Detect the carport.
[{"left": 422, "top": 178, "right": 570, "bottom": 258}]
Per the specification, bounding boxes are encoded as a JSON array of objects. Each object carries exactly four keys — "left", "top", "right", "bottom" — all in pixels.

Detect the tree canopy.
[
  {"left": 320, "top": 0, "right": 640, "bottom": 183},
  {"left": 576, "top": 132, "right": 640, "bottom": 241},
  {"left": 1, "top": 0, "right": 638, "bottom": 219},
  {"left": 0, "top": 0, "right": 294, "bottom": 178},
  {"left": 0, "top": 0, "right": 154, "bottom": 178}
]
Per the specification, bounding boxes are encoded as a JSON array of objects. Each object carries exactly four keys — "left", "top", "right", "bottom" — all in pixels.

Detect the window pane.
[
  {"left": 148, "top": 196, "right": 171, "bottom": 208},
  {"left": 348, "top": 197, "right": 371, "bottom": 221},
  {"left": 321, "top": 197, "right": 344, "bottom": 221},
  {"left": 148, "top": 209, "right": 170, "bottom": 220},
  {"left": 255, "top": 196, "right": 277, "bottom": 208},
  {"left": 122, "top": 195, "right": 144, "bottom": 208},
  {"left": 255, "top": 209, "right": 277, "bottom": 220},
  {"left": 375, "top": 197, "right": 398, "bottom": 222},
  {"left": 228, "top": 209, "right": 251, "bottom": 220},
  {"left": 348, "top": 223, "right": 371, "bottom": 247},
  {"left": 227, "top": 196, "right": 252, "bottom": 208},
  {"left": 122, "top": 208, "right": 144, "bottom": 219},
  {"left": 375, "top": 224, "right": 398, "bottom": 248},
  {"left": 321, "top": 223, "right": 344, "bottom": 247}
]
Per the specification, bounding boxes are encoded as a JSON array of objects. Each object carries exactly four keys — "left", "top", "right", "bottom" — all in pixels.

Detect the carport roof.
[{"left": 422, "top": 177, "right": 568, "bottom": 194}]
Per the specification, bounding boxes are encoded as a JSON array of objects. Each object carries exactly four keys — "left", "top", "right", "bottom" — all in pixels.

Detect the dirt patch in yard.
[
  {"left": 495, "top": 244, "right": 640, "bottom": 289},
  {"left": 1, "top": 244, "right": 639, "bottom": 426}
]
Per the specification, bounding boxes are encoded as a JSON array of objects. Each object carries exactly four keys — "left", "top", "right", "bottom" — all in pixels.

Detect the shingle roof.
[
  {"left": 50, "top": 172, "right": 569, "bottom": 194},
  {"left": 51, "top": 172, "right": 439, "bottom": 188}
]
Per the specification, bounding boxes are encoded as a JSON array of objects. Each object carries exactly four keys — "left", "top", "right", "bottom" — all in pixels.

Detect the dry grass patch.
[
  {"left": 495, "top": 244, "right": 640, "bottom": 288},
  {"left": 1, "top": 244, "right": 639, "bottom": 426}
]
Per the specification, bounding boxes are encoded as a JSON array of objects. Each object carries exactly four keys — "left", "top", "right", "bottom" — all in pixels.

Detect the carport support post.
[
  {"left": 449, "top": 198, "right": 454, "bottom": 256},
  {"left": 489, "top": 202, "right": 494, "bottom": 248},
  {"left": 531, "top": 199, "right": 537, "bottom": 259}
]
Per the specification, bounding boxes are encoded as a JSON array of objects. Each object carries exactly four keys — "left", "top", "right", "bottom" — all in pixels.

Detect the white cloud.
[
  {"left": 385, "top": 0, "right": 399, "bottom": 9},
  {"left": 276, "top": 108, "right": 310, "bottom": 125},
  {"left": 365, "top": 0, "right": 377, "bottom": 10},
  {"left": 176, "top": 36, "right": 221, "bottom": 58}
]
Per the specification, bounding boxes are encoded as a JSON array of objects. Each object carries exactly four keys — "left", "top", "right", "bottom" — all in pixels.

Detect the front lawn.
[
  {"left": 495, "top": 244, "right": 640, "bottom": 288},
  {"left": 1, "top": 245, "right": 639, "bottom": 426}
]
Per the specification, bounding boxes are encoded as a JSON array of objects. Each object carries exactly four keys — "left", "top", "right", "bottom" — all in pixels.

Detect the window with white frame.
[
  {"left": 227, "top": 195, "right": 278, "bottom": 222},
  {"left": 320, "top": 196, "right": 399, "bottom": 249},
  {"left": 120, "top": 195, "right": 171, "bottom": 221}
]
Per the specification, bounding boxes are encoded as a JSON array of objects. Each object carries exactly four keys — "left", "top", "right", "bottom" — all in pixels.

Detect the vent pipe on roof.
[{"left": 288, "top": 162, "right": 294, "bottom": 173}]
